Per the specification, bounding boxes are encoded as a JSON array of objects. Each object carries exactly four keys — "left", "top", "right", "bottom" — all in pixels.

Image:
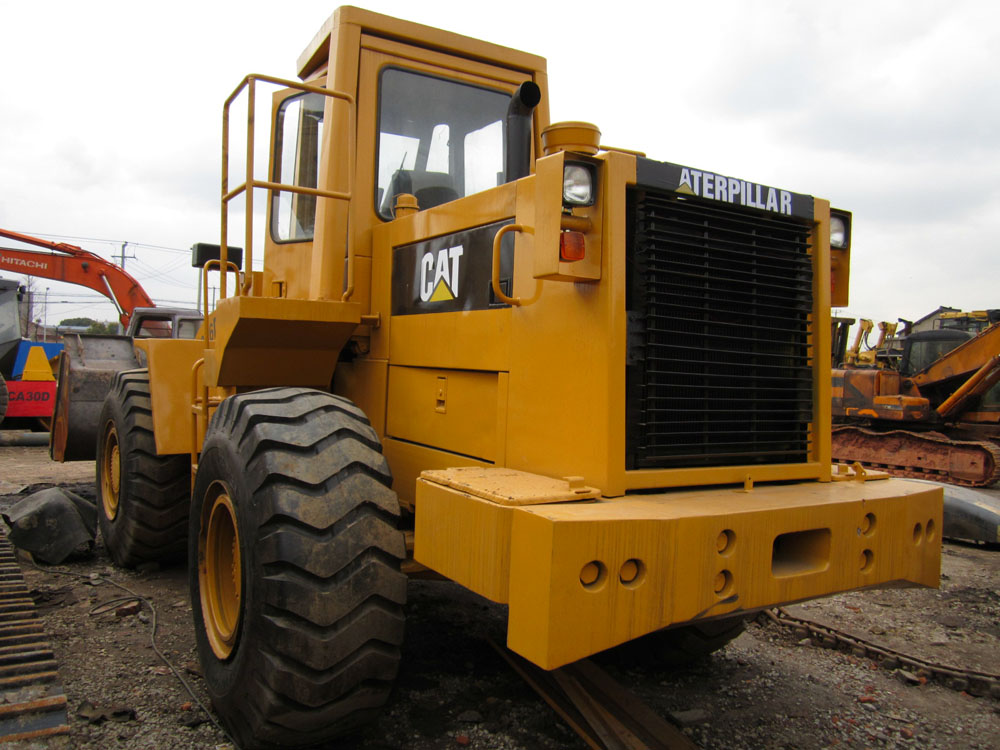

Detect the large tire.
[
  {"left": 640, "top": 616, "right": 747, "bottom": 667},
  {"left": 189, "top": 388, "right": 406, "bottom": 749},
  {"left": 96, "top": 370, "right": 190, "bottom": 567}
]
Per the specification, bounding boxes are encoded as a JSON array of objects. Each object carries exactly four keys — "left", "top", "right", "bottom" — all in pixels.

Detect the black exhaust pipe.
[{"left": 505, "top": 81, "right": 541, "bottom": 183}]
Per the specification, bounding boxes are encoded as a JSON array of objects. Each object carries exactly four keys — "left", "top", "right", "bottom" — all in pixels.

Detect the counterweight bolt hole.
[
  {"left": 717, "top": 529, "right": 735, "bottom": 555},
  {"left": 860, "top": 549, "right": 874, "bottom": 572},
  {"left": 619, "top": 558, "right": 646, "bottom": 588},
  {"left": 714, "top": 569, "right": 733, "bottom": 597},
  {"left": 580, "top": 561, "right": 607, "bottom": 590}
]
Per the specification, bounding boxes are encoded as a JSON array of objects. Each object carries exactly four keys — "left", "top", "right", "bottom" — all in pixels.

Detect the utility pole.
[{"left": 115, "top": 241, "right": 135, "bottom": 269}]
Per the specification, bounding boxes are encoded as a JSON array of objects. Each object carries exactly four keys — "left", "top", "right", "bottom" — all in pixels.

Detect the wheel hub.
[
  {"left": 100, "top": 423, "right": 121, "bottom": 520},
  {"left": 199, "top": 484, "right": 242, "bottom": 660}
]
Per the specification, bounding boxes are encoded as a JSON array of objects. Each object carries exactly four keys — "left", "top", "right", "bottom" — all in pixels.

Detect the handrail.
[
  {"left": 492, "top": 224, "right": 533, "bottom": 306},
  {"left": 220, "top": 74, "right": 356, "bottom": 299},
  {"left": 201, "top": 259, "right": 241, "bottom": 325},
  {"left": 223, "top": 181, "right": 351, "bottom": 204},
  {"left": 190, "top": 357, "right": 205, "bottom": 479}
]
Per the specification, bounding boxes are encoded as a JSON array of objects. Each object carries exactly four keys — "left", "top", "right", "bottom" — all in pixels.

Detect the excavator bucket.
[{"left": 50, "top": 334, "right": 138, "bottom": 461}]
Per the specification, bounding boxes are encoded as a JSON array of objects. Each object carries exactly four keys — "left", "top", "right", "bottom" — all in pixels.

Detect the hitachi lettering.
[
  {"left": 0, "top": 255, "right": 48, "bottom": 270},
  {"left": 678, "top": 168, "right": 792, "bottom": 216}
]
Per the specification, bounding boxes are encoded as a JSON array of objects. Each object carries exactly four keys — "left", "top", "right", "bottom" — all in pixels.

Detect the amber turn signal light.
[{"left": 559, "top": 231, "right": 586, "bottom": 262}]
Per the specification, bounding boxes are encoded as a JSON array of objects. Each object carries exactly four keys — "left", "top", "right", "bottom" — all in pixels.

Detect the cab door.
[
  {"left": 336, "top": 38, "right": 543, "bottom": 501},
  {"left": 349, "top": 36, "right": 542, "bottom": 312}
]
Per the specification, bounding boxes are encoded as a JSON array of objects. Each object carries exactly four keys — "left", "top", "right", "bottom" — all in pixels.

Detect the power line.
[
  {"left": 14, "top": 231, "right": 190, "bottom": 255},
  {"left": 35, "top": 297, "right": 197, "bottom": 307}
]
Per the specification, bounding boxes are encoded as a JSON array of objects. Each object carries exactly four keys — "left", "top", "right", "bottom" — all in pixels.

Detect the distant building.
[{"left": 909, "top": 306, "right": 960, "bottom": 334}]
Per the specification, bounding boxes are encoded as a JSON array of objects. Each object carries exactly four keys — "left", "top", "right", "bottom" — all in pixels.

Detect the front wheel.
[
  {"left": 96, "top": 370, "right": 190, "bottom": 567},
  {"left": 190, "top": 388, "right": 407, "bottom": 749}
]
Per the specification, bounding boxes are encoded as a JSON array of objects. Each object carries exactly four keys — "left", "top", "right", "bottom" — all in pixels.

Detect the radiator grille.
[{"left": 626, "top": 188, "right": 814, "bottom": 470}]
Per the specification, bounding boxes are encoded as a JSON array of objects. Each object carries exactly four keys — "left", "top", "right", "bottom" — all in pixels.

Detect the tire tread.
[
  {"left": 98, "top": 369, "right": 190, "bottom": 567},
  {"left": 193, "top": 387, "right": 405, "bottom": 749}
]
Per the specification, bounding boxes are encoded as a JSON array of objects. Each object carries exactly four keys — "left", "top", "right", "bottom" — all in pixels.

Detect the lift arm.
[{"left": 0, "top": 228, "right": 154, "bottom": 326}]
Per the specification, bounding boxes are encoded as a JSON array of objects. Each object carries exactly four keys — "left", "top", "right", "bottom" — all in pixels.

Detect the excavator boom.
[
  {"left": 0, "top": 228, "right": 153, "bottom": 326},
  {"left": 913, "top": 320, "right": 1000, "bottom": 387}
]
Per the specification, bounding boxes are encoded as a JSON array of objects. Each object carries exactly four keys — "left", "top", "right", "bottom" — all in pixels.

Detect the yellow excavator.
[{"left": 833, "top": 312, "right": 1000, "bottom": 486}]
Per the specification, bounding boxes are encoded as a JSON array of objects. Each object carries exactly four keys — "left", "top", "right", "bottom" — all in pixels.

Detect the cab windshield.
[{"left": 376, "top": 68, "right": 511, "bottom": 219}]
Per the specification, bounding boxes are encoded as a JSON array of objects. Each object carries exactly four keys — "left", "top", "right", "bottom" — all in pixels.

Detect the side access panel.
[{"left": 141, "top": 338, "right": 207, "bottom": 456}]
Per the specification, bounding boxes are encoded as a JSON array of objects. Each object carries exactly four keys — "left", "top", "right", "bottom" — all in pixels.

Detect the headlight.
[
  {"left": 830, "top": 211, "right": 851, "bottom": 250},
  {"left": 563, "top": 162, "right": 596, "bottom": 206}
]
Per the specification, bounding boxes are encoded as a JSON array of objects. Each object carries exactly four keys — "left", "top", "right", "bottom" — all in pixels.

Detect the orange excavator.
[
  {"left": 0, "top": 228, "right": 203, "bottom": 445},
  {"left": 832, "top": 315, "right": 1000, "bottom": 486}
]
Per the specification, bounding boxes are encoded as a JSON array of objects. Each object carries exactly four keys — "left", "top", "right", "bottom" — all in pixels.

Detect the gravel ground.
[{"left": 1, "top": 438, "right": 999, "bottom": 749}]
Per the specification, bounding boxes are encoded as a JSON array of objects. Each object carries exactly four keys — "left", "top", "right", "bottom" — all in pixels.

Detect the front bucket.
[{"left": 50, "top": 334, "right": 138, "bottom": 462}]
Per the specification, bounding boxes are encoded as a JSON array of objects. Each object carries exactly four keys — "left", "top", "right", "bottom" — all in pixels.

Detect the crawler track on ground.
[
  {"left": 764, "top": 608, "right": 1000, "bottom": 699},
  {"left": 832, "top": 426, "right": 1000, "bottom": 487},
  {"left": 0, "top": 532, "right": 70, "bottom": 743}
]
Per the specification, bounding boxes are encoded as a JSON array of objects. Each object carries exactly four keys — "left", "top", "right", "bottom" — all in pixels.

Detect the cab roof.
[{"left": 297, "top": 6, "right": 547, "bottom": 80}]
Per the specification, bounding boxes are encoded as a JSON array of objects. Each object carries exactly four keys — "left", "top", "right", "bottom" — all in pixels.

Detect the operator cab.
[
  {"left": 0, "top": 279, "right": 23, "bottom": 372},
  {"left": 899, "top": 329, "right": 974, "bottom": 376}
]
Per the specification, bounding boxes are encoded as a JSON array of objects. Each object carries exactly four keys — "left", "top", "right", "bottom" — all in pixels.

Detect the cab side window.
[{"left": 271, "top": 92, "right": 325, "bottom": 242}]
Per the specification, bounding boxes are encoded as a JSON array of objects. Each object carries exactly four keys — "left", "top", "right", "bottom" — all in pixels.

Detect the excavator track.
[
  {"left": 764, "top": 608, "right": 1000, "bottom": 699},
  {"left": 832, "top": 426, "right": 1000, "bottom": 487},
  {"left": 0, "top": 532, "right": 70, "bottom": 743}
]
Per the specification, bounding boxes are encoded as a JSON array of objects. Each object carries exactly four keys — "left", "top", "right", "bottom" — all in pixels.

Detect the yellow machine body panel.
[
  {"left": 133, "top": 338, "right": 203, "bottom": 455},
  {"left": 416, "top": 470, "right": 941, "bottom": 668},
  {"left": 205, "top": 295, "right": 361, "bottom": 387},
  {"left": 386, "top": 366, "right": 502, "bottom": 462},
  {"left": 356, "top": 148, "right": 835, "bottom": 504}
]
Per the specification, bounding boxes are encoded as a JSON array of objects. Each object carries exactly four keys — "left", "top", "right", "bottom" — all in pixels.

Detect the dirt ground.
[{"left": 1, "top": 437, "right": 999, "bottom": 749}]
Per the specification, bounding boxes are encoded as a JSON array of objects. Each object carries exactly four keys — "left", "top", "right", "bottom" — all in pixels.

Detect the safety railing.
[{"left": 219, "top": 73, "right": 355, "bottom": 300}]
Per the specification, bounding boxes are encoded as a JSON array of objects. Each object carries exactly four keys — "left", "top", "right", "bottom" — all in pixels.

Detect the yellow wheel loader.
[{"left": 58, "top": 7, "right": 941, "bottom": 748}]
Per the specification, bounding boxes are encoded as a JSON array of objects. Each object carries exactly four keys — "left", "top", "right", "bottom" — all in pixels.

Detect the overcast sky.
[{"left": 1, "top": 0, "right": 997, "bottom": 334}]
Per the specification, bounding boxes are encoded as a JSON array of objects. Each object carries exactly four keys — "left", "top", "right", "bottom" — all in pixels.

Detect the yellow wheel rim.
[
  {"left": 199, "top": 484, "right": 242, "bottom": 660},
  {"left": 100, "top": 423, "right": 121, "bottom": 521}
]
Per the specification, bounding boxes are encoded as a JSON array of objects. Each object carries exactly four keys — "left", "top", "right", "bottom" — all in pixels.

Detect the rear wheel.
[
  {"left": 96, "top": 370, "right": 190, "bottom": 567},
  {"left": 190, "top": 388, "right": 406, "bottom": 749},
  {"left": 641, "top": 616, "right": 746, "bottom": 666}
]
